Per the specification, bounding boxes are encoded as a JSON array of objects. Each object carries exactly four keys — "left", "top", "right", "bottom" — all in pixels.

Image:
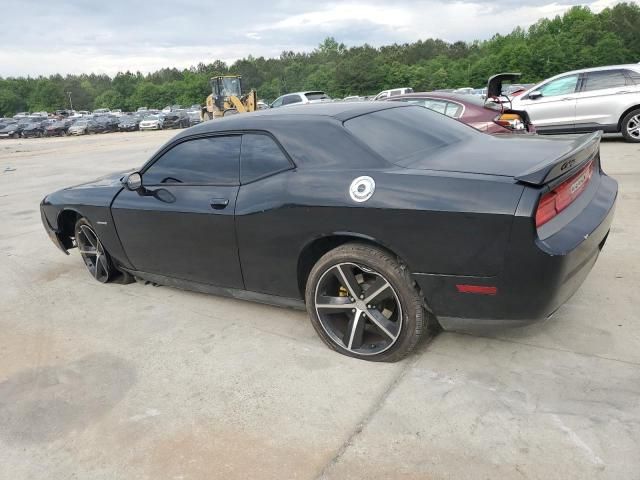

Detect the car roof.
[
  {"left": 547, "top": 64, "right": 640, "bottom": 78},
  {"left": 279, "top": 91, "right": 327, "bottom": 96},
  {"left": 175, "top": 102, "right": 410, "bottom": 138}
]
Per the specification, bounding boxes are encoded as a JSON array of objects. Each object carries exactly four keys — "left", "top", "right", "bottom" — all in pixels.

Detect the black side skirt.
[
  {"left": 120, "top": 268, "right": 306, "bottom": 311},
  {"left": 536, "top": 123, "right": 618, "bottom": 135}
]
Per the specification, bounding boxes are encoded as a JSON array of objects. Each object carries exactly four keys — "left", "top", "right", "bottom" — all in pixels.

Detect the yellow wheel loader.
[{"left": 200, "top": 75, "right": 257, "bottom": 121}]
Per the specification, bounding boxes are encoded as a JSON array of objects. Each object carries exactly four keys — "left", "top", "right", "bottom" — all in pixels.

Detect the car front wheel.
[
  {"left": 621, "top": 108, "right": 640, "bottom": 143},
  {"left": 305, "top": 243, "right": 428, "bottom": 362},
  {"left": 74, "top": 217, "right": 115, "bottom": 283}
]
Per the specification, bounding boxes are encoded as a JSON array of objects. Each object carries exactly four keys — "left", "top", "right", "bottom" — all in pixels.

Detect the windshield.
[
  {"left": 305, "top": 92, "right": 330, "bottom": 101},
  {"left": 144, "top": 115, "right": 159, "bottom": 120},
  {"left": 344, "top": 106, "right": 477, "bottom": 167},
  {"left": 214, "top": 77, "right": 242, "bottom": 97}
]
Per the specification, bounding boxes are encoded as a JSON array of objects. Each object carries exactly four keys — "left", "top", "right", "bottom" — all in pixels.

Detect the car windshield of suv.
[
  {"left": 344, "top": 105, "right": 476, "bottom": 166},
  {"left": 305, "top": 92, "right": 330, "bottom": 101},
  {"left": 538, "top": 75, "right": 579, "bottom": 97}
]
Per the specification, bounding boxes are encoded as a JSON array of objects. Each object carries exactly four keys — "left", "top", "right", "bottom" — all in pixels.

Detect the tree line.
[{"left": 0, "top": 3, "right": 639, "bottom": 116}]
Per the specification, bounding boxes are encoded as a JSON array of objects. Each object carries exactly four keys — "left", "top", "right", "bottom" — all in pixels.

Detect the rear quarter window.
[
  {"left": 344, "top": 106, "right": 476, "bottom": 166},
  {"left": 625, "top": 69, "right": 640, "bottom": 85},
  {"left": 240, "top": 134, "right": 292, "bottom": 183}
]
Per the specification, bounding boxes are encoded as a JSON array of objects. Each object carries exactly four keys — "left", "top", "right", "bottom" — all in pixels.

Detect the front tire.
[
  {"left": 74, "top": 218, "right": 115, "bottom": 283},
  {"left": 305, "top": 243, "right": 427, "bottom": 362},
  {"left": 621, "top": 108, "right": 640, "bottom": 143}
]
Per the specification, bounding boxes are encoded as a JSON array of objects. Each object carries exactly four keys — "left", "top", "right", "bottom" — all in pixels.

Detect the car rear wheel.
[
  {"left": 621, "top": 108, "right": 640, "bottom": 143},
  {"left": 305, "top": 243, "right": 428, "bottom": 362},
  {"left": 74, "top": 218, "right": 114, "bottom": 283}
]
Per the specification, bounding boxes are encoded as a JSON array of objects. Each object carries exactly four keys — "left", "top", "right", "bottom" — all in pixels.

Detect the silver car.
[{"left": 511, "top": 64, "right": 640, "bottom": 142}]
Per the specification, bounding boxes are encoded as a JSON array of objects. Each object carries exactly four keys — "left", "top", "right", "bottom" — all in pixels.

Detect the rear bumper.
[{"left": 414, "top": 173, "right": 617, "bottom": 330}]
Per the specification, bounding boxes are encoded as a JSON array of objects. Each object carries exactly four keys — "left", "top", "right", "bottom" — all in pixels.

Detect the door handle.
[
  {"left": 210, "top": 198, "right": 229, "bottom": 210},
  {"left": 561, "top": 97, "right": 575, "bottom": 101},
  {"left": 616, "top": 90, "right": 631, "bottom": 94}
]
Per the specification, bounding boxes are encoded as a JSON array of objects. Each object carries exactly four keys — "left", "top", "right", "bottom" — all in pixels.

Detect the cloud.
[{"left": 0, "top": 0, "right": 636, "bottom": 77}]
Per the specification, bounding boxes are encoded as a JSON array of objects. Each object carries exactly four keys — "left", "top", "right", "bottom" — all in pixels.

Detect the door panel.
[
  {"left": 575, "top": 70, "right": 638, "bottom": 129},
  {"left": 112, "top": 185, "right": 243, "bottom": 288}
]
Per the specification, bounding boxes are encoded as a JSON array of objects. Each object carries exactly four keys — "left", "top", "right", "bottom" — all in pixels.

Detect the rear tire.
[
  {"left": 305, "top": 243, "right": 428, "bottom": 362},
  {"left": 621, "top": 108, "right": 640, "bottom": 143}
]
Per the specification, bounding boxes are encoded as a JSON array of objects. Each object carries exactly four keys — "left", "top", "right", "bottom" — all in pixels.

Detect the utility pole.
[{"left": 67, "top": 92, "right": 73, "bottom": 111}]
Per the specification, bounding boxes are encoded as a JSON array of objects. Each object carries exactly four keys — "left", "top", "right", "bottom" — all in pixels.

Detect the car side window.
[
  {"left": 582, "top": 70, "right": 627, "bottom": 92},
  {"left": 282, "top": 95, "right": 302, "bottom": 106},
  {"left": 626, "top": 70, "right": 640, "bottom": 85},
  {"left": 421, "top": 99, "right": 448, "bottom": 115},
  {"left": 445, "top": 102, "right": 463, "bottom": 118},
  {"left": 538, "top": 75, "right": 579, "bottom": 97},
  {"left": 143, "top": 136, "right": 241, "bottom": 185},
  {"left": 389, "top": 90, "right": 402, "bottom": 97},
  {"left": 271, "top": 96, "right": 284, "bottom": 108},
  {"left": 240, "top": 134, "right": 292, "bottom": 184}
]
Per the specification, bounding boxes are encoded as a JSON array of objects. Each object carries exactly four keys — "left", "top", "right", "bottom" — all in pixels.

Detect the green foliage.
[{"left": 0, "top": 3, "right": 639, "bottom": 116}]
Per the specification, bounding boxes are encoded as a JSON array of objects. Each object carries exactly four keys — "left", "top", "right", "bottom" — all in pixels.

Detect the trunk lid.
[
  {"left": 398, "top": 132, "right": 601, "bottom": 185},
  {"left": 486, "top": 73, "right": 521, "bottom": 100}
]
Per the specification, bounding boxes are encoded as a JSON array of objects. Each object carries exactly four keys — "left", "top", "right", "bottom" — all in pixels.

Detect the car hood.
[
  {"left": 66, "top": 169, "right": 136, "bottom": 190},
  {"left": 397, "top": 133, "right": 596, "bottom": 183}
]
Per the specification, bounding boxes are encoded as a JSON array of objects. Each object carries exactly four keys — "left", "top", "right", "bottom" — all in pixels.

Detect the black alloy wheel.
[
  {"left": 306, "top": 243, "right": 428, "bottom": 362},
  {"left": 74, "top": 218, "right": 113, "bottom": 283}
]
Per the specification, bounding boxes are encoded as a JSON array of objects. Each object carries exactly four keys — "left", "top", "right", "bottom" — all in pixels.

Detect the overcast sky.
[{"left": 0, "top": 0, "right": 633, "bottom": 77}]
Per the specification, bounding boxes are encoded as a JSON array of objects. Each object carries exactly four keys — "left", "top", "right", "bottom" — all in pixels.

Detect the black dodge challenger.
[{"left": 41, "top": 103, "right": 617, "bottom": 362}]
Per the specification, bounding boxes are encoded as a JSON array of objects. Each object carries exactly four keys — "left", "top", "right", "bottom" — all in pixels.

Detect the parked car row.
[{"left": 0, "top": 107, "right": 202, "bottom": 139}]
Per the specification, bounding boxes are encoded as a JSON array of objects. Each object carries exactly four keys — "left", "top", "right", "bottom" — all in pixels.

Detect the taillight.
[
  {"left": 495, "top": 113, "right": 525, "bottom": 131},
  {"left": 535, "top": 160, "right": 595, "bottom": 227}
]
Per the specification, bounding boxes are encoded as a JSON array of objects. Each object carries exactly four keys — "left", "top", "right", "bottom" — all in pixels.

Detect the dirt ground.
[{"left": 0, "top": 130, "right": 639, "bottom": 479}]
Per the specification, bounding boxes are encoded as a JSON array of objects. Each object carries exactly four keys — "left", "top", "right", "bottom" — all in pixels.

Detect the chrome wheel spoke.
[
  {"left": 316, "top": 295, "right": 356, "bottom": 311},
  {"left": 335, "top": 264, "right": 361, "bottom": 299},
  {"left": 363, "top": 276, "right": 391, "bottom": 304},
  {"left": 364, "top": 308, "right": 399, "bottom": 341},
  {"left": 79, "top": 225, "right": 98, "bottom": 248},
  {"left": 344, "top": 310, "right": 365, "bottom": 350}
]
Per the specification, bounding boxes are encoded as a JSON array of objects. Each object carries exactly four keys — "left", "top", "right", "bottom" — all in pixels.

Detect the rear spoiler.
[{"left": 515, "top": 132, "right": 602, "bottom": 186}]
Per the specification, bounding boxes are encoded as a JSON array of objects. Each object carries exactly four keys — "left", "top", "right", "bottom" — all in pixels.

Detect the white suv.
[
  {"left": 372, "top": 88, "right": 414, "bottom": 101},
  {"left": 270, "top": 91, "right": 332, "bottom": 108},
  {"left": 511, "top": 64, "right": 640, "bottom": 142}
]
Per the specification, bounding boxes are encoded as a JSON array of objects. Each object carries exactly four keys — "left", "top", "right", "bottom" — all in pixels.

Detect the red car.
[{"left": 387, "top": 92, "right": 535, "bottom": 134}]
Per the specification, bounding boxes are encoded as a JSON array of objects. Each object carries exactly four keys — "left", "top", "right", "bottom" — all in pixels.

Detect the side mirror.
[
  {"left": 528, "top": 91, "right": 543, "bottom": 100},
  {"left": 123, "top": 172, "right": 143, "bottom": 191}
]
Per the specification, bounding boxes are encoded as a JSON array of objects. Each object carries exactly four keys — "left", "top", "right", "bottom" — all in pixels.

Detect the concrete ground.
[{"left": 0, "top": 131, "right": 638, "bottom": 480}]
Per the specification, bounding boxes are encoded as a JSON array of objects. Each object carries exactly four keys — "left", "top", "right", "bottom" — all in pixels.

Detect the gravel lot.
[{"left": 0, "top": 131, "right": 638, "bottom": 480}]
